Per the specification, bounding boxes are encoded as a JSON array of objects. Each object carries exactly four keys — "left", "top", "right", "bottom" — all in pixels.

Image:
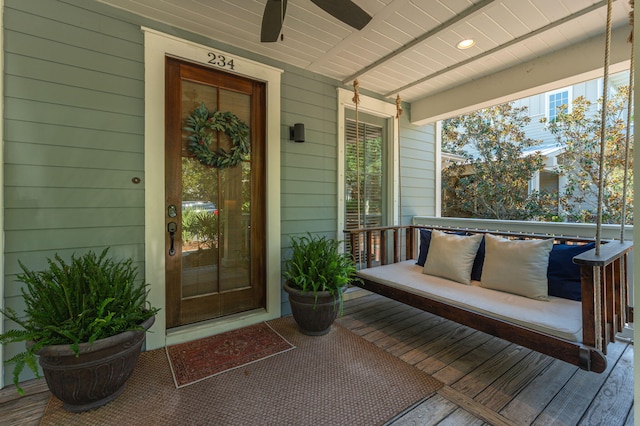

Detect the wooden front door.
[{"left": 165, "top": 57, "right": 266, "bottom": 328}]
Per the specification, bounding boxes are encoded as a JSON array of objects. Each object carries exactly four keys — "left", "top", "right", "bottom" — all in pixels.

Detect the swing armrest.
[{"left": 574, "top": 241, "right": 633, "bottom": 352}]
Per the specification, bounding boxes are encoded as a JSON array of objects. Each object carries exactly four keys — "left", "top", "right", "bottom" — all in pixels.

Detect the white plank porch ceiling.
[{"left": 98, "top": 0, "right": 633, "bottom": 103}]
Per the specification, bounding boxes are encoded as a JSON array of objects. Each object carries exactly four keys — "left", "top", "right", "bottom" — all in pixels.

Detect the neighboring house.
[
  {"left": 527, "top": 146, "right": 564, "bottom": 196},
  {"left": 442, "top": 70, "right": 631, "bottom": 217},
  {"left": 518, "top": 70, "right": 632, "bottom": 216},
  {"left": 514, "top": 70, "right": 630, "bottom": 143}
]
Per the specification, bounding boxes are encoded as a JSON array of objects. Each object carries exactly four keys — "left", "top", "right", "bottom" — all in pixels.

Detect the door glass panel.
[
  {"left": 179, "top": 82, "right": 251, "bottom": 304},
  {"left": 181, "top": 159, "right": 219, "bottom": 298},
  {"left": 218, "top": 89, "right": 251, "bottom": 293},
  {"left": 180, "top": 81, "right": 219, "bottom": 299}
]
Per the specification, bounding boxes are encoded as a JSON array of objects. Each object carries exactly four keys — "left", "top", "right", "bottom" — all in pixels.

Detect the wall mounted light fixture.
[{"left": 290, "top": 123, "right": 305, "bottom": 143}]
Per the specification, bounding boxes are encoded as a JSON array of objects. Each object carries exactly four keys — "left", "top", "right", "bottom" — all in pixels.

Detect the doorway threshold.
[{"left": 165, "top": 308, "right": 270, "bottom": 346}]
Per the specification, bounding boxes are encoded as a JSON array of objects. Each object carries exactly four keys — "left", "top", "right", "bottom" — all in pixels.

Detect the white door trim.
[{"left": 142, "top": 28, "right": 282, "bottom": 349}]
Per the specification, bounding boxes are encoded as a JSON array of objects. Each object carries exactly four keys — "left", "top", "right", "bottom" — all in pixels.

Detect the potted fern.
[
  {"left": 0, "top": 248, "right": 159, "bottom": 412},
  {"left": 283, "top": 233, "right": 358, "bottom": 335}
]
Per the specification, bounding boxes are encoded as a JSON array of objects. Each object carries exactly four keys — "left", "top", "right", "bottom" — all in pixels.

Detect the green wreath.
[{"left": 184, "top": 102, "right": 250, "bottom": 169}]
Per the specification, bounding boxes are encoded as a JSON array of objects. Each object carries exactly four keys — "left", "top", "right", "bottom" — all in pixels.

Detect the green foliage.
[
  {"left": 182, "top": 208, "right": 219, "bottom": 250},
  {"left": 184, "top": 102, "right": 250, "bottom": 169},
  {"left": 0, "top": 248, "right": 159, "bottom": 393},
  {"left": 541, "top": 86, "right": 633, "bottom": 224},
  {"left": 182, "top": 152, "right": 250, "bottom": 216},
  {"left": 182, "top": 157, "right": 218, "bottom": 202},
  {"left": 442, "top": 103, "right": 556, "bottom": 220},
  {"left": 283, "top": 233, "right": 359, "bottom": 311}
]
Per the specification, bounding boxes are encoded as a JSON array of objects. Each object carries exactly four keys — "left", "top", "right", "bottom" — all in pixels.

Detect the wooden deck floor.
[
  {"left": 338, "top": 292, "right": 634, "bottom": 426},
  {"left": 0, "top": 291, "right": 634, "bottom": 425}
]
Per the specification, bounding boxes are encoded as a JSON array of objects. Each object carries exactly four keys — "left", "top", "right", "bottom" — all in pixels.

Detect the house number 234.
[{"left": 208, "top": 52, "right": 235, "bottom": 71}]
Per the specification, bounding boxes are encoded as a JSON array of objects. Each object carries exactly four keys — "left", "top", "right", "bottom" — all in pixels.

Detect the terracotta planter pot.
[
  {"left": 284, "top": 282, "right": 340, "bottom": 336},
  {"left": 35, "top": 315, "right": 155, "bottom": 412}
]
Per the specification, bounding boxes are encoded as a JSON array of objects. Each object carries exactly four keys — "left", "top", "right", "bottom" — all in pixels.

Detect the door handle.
[{"left": 167, "top": 222, "right": 177, "bottom": 256}]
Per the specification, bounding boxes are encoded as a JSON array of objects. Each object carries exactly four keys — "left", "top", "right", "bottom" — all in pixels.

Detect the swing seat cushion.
[{"left": 357, "top": 260, "right": 583, "bottom": 342}]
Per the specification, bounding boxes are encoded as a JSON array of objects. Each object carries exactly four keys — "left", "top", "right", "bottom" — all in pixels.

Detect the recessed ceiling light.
[{"left": 457, "top": 39, "right": 476, "bottom": 49}]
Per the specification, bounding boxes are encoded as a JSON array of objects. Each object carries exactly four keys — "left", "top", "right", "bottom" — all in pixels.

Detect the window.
[
  {"left": 337, "top": 88, "right": 398, "bottom": 261},
  {"left": 546, "top": 88, "right": 571, "bottom": 121},
  {"left": 345, "top": 117, "right": 385, "bottom": 230}
]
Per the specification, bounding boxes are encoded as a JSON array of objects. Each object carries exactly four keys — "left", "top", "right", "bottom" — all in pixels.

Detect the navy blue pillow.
[
  {"left": 547, "top": 242, "right": 596, "bottom": 301},
  {"left": 470, "top": 236, "right": 485, "bottom": 281},
  {"left": 416, "top": 229, "right": 432, "bottom": 266},
  {"left": 415, "top": 229, "right": 471, "bottom": 267}
]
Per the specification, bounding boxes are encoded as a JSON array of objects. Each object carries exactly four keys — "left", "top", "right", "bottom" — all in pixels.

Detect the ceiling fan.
[{"left": 261, "top": 0, "right": 372, "bottom": 42}]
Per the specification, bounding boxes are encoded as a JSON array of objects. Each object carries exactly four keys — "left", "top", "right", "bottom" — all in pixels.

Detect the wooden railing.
[{"left": 344, "top": 225, "right": 416, "bottom": 269}]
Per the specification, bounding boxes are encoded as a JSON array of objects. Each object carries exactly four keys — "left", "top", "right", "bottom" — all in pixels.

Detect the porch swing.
[{"left": 344, "top": 0, "right": 634, "bottom": 373}]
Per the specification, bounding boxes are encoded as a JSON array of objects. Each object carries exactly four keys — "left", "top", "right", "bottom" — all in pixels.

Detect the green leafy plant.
[
  {"left": 541, "top": 87, "right": 634, "bottom": 224},
  {"left": 184, "top": 102, "right": 250, "bottom": 169},
  {"left": 283, "top": 233, "right": 358, "bottom": 311},
  {"left": 0, "top": 248, "right": 159, "bottom": 393},
  {"left": 182, "top": 209, "right": 219, "bottom": 250},
  {"left": 441, "top": 102, "right": 555, "bottom": 220}
]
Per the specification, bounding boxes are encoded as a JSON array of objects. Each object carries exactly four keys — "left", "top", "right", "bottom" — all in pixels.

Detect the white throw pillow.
[
  {"left": 423, "top": 230, "right": 483, "bottom": 285},
  {"left": 481, "top": 234, "right": 554, "bottom": 301}
]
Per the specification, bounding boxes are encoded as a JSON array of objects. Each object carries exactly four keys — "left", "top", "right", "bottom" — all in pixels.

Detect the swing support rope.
[
  {"left": 592, "top": 0, "right": 614, "bottom": 351},
  {"left": 353, "top": 79, "right": 362, "bottom": 231},
  {"left": 352, "top": 80, "right": 365, "bottom": 264},
  {"left": 595, "top": 0, "right": 613, "bottom": 257},
  {"left": 396, "top": 95, "right": 403, "bottom": 226},
  {"left": 620, "top": 0, "right": 634, "bottom": 242}
]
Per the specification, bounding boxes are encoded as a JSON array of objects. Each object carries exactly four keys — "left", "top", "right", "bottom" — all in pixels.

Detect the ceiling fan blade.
[
  {"left": 310, "top": 0, "right": 372, "bottom": 30},
  {"left": 261, "top": 0, "right": 287, "bottom": 42}
]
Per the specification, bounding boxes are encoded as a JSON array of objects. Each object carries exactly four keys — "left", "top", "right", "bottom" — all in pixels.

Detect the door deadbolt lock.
[{"left": 167, "top": 204, "right": 177, "bottom": 218}]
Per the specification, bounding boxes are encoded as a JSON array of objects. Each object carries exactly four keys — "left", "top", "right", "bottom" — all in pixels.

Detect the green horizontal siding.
[
  {"left": 4, "top": 207, "right": 144, "bottom": 231},
  {"left": 5, "top": 31, "right": 142, "bottom": 78},
  {"left": 281, "top": 206, "right": 336, "bottom": 222},
  {"left": 5, "top": 146, "right": 144, "bottom": 171},
  {"left": 399, "top": 105, "right": 436, "bottom": 224},
  {"left": 6, "top": 227, "right": 145, "bottom": 253},
  {"left": 5, "top": 98, "right": 143, "bottom": 133},
  {"left": 6, "top": 75, "right": 143, "bottom": 116},
  {"left": 281, "top": 193, "right": 336, "bottom": 208},
  {"left": 280, "top": 67, "right": 340, "bottom": 241},
  {"left": 3, "top": 0, "right": 146, "bottom": 383},
  {"left": 6, "top": 54, "right": 142, "bottom": 98},
  {"left": 6, "top": 120, "right": 143, "bottom": 152},
  {"left": 2, "top": 0, "right": 439, "bottom": 383},
  {"left": 8, "top": 0, "right": 143, "bottom": 42},
  {"left": 5, "top": 187, "right": 144, "bottom": 209}
]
